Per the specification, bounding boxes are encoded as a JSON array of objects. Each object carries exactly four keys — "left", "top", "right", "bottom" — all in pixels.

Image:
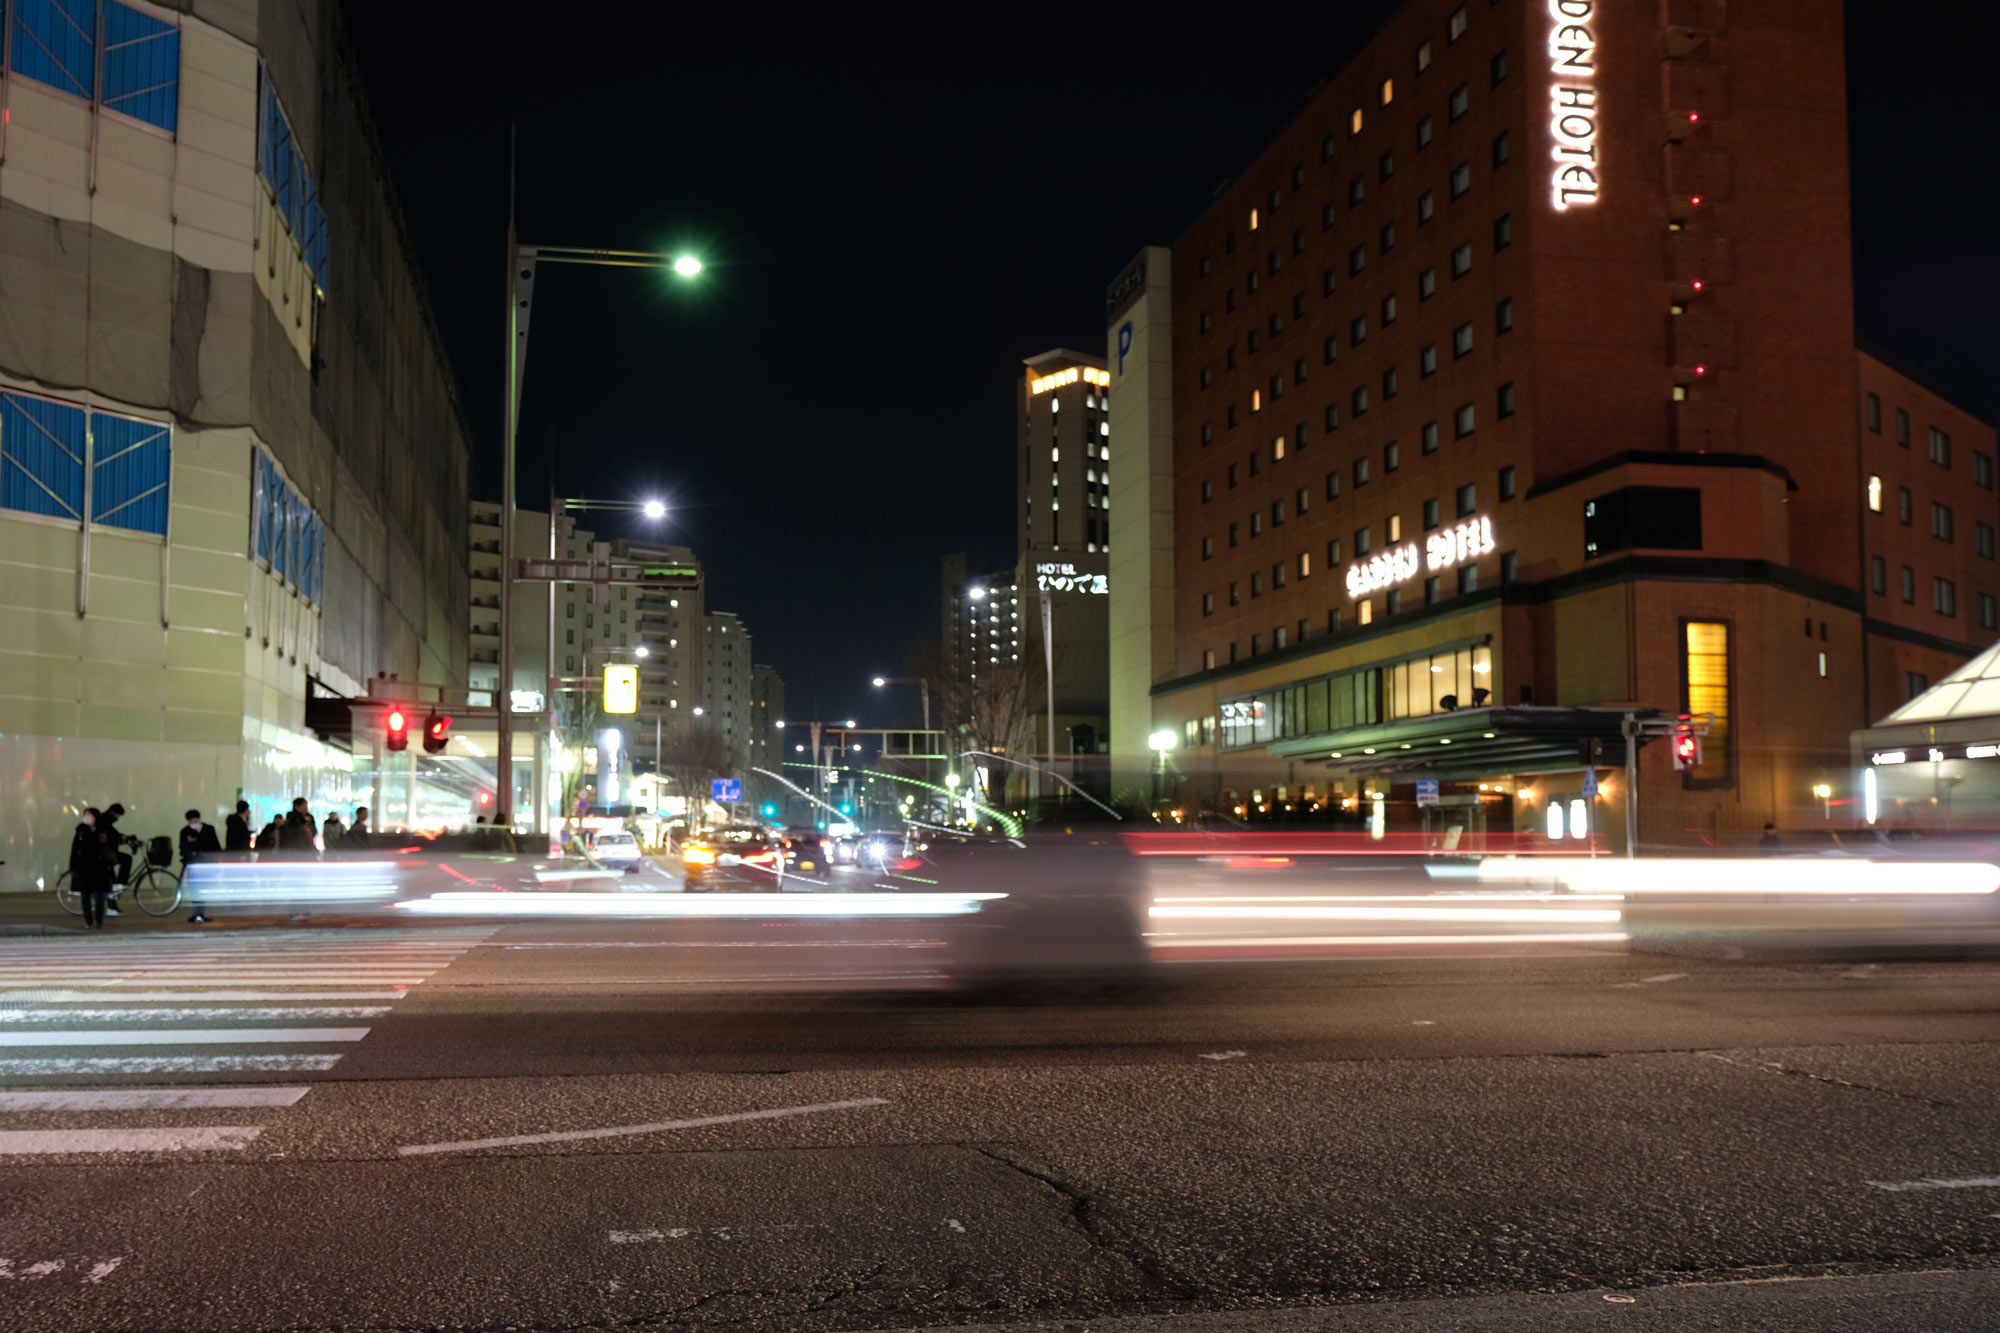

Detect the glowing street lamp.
[{"left": 673, "top": 255, "right": 703, "bottom": 277}]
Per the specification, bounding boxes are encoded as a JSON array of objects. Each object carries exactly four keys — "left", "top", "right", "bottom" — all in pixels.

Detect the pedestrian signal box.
[
  {"left": 1671, "top": 732, "right": 1701, "bottom": 770},
  {"left": 423, "top": 713, "right": 453, "bottom": 754},
  {"left": 386, "top": 709, "right": 409, "bottom": 752},
  {"left": 603, "top": 664, "right": 639, "bottom": 714}
]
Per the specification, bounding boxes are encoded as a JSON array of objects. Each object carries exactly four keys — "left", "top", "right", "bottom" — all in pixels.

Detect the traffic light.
[
  {"left": 423, "top": 713, "right": 452, "bottom": 754},
  {"left": 1671, "top": 731, "right": 1701, "bottom": 770},
  {"left": 386, "top": 709, "right": 408, "bottom": 752},
  {"left": 760, "top": 802, "right": 778, "bottom": 818}
]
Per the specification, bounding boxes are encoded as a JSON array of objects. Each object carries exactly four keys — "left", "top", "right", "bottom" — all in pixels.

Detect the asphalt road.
[{"left": 1, "top": 913, "right": 1997, "bottom": 1332}]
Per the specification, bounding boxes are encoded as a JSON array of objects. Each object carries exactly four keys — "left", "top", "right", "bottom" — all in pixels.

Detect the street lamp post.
[
  {"left": 869, "top": 675, "right": 930, "bottom": 731},
  {"left": 493, "top": 176, "right": 700, "bottom": 829}
]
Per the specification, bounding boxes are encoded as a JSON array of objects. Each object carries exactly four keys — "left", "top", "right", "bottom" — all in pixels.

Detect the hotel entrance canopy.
[{"left": 1268, "top": 706, "right": 1659, "bottom": 783}]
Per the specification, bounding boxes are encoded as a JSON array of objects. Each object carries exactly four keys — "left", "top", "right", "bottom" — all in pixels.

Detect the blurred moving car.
[
  {"left": 854, "top": 829, "right": 910, "bottom": 869},
  {"left": 591, "top": 831, "right": 644, "bottom": 873},
  {"left": 682, "top": 825, "right": 781, "bottom": 891},
  {"left": 779, "top": 827, "right": 834, "bottom": 874}
]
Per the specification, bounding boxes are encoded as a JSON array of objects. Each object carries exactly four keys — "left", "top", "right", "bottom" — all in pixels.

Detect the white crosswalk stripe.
[{"left": 0, "top": 926, "right": 494, "bottom": 1155}]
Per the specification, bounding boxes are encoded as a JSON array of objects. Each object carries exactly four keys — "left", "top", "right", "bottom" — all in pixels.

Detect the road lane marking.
[
  {"left": 1149, "top": 932, "right": 1629, "bottom": 948},
  {"left": 0, "top": 1054, "right": 343, "bottom": 1074},
  {"left": 0, "top": 976, "right": 433, "bottom": 986},
  {"left": 0, "top": 984, "right": 410, "bottom": 996},
  {"left": 1866, "top": 1175, "right": 2000, "bottom": 1192},
  {"left": 0, "top": 1007, "right": 390, "bottom": 1022},
  {"left": 86, "top": 1259, "right": 124, "bottom": 1283},
  {"left": 0, "top": 1126, "right": 263, "bottom": 1153},
  {"left": 0, "top": 1027, "right": 369, "bottom": 1047},
  {"left": 0, "top": 1087, "right": 311, "bottom": 1110},
  {"left": 1198, "top": 1050, "right": 1247, "bottom": 1061},
  {"left": 400, "top": 1097, "right": 891, "bottom": 1157}
]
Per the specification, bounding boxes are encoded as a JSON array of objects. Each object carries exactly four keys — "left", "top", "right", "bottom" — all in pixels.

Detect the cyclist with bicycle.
[
  {"left": 68, "top": 808, "right": 117, "bottom": 928},
  {"left": 99, "top": 802, "right": 136, "bottom": 916}
]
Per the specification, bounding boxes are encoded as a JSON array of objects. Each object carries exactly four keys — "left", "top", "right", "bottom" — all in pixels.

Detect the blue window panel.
[
  {"left": 101, "top": 2, "right": 178, "bottom": 133},
  {"left": 253, "top": 453, "right": 278, "bottom": 565},
  {"left": 89, "top": 412, "right": 170, "bottom": 536},
  {"left": 10, "top": 0, "right": 97, "bottom": 100},
  {"left": 0, "top": 391, "right": 86, "bottom": 522}
]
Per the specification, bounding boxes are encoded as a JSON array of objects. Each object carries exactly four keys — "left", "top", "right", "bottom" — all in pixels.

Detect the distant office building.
[
  {"left": 701, "top": 611, "right": 754, "bottom": 770},
  {"left": 469, "top": 501, "right": 549, "bottom": 710},
  {"left": 0, "top": 1, "right": 472, "bottom": 878},
  {"left": 751, "top": 663, "right": 786, "bottom": 767},
  {"left": 1108, "top": 0, "right": 1998, "bottom": 845}
]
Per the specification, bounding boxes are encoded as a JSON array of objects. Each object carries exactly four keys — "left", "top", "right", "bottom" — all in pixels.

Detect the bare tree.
[{"left": 656, "top": 724, "right": 737, "bottom": 826}]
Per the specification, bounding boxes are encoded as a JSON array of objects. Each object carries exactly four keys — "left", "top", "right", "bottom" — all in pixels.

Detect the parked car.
[{"left": 592, "top": 831, "right": 644, "bottom": 873}]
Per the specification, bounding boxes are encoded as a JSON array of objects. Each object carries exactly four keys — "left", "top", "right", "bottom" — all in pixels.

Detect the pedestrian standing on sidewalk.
[
  {"left": 69, "top": 808, "right": 115, "bottom": 929},
  {"left": 225, "top": 799, "right": 254, "bottom": 853},
  {"left": 322, "top": 811, "right": 346, "bottom": 848},
  {"left": 281, "top": 798, "right": 318, "bottom": 855},
  {"left": 180, "top": 809, "right": 222, "bottom": 924},
  {"left": 256, "top": 813, "right": 283, "bottom": 853},
  {"left": 344, "top": 807, "right": 370, "bottom": 850}
]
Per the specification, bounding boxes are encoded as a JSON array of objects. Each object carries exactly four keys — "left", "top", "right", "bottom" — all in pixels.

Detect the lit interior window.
[
  {"left": 1867, "top": 475, "right": 1883, "bottom": 512},
  {"left": 1252, "top": 390, "right": 1262, "bottom": 412},
  {"left": 1351, "top": 108, "right": 1364, "bottom": 134},
  {"left": 1249, "top": 208, "right": 1260, "bottom": 230},
  {"left": 1274, "top": 436, "right": 1286, "bottom": 460},
  {"left": 1381, "top": 78, "right": 1394, "bottom": 105}
]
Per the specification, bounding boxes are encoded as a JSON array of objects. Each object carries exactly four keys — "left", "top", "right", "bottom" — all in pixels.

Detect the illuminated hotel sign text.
[
  {"left": 1548, "top": 0, "right": 1599, "bottom": 210},
  {"left": 1030, "top": 366, "right": 1111, "bottom": 395},
  {"left": 1345, "top": 516, "right": 1497, "bottom": 599},
  {"left": 1035, "top": 561, "right": 1108, "bottom": 594}
]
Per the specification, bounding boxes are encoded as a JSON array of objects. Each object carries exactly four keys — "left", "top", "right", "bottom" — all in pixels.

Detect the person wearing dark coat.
[
  {"left": 281, "top": 798, "right": 318, "bottom": 854},
  {"left": 225, "top": 800, "right": 254, "bottom": 853},
  {"left": 180, "top": 810, "right": 223, "bottom": 924},
  {"left": 68, "top": 808, "right": 116, "bottom": 928},
  {"left": 256, "top": 816, "right": 283, "bottom": 852}
]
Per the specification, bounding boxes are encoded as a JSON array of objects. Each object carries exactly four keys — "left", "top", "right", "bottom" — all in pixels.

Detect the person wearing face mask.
[
  {"left": 180, "top": 809, "right": 222, "bottom": 924},
  {"left": 68, "top": 808, "right": 116, "bottom": 928}
]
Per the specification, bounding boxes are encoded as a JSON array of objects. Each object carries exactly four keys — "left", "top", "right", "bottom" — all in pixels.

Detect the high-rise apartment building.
[
  {"left": 750, "top": 663, "right": 786, "bottom": 768},
  {"left": 0, "top": 1, "right": 472, "bottom": 878},
  {"left": 701, "top": 611, "right": 754, "bottom": 769},
  {"left": 1110, "top": 0, "right": 1996, "bottom": 845}
]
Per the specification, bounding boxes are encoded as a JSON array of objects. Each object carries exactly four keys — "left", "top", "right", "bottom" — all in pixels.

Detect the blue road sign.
[
  {"left": 1581, "top": 771, "right": 1599, "bottom": 797},
  {"left": 1415, "top": 779, "right": 1440, "bottom": 806},
  {"left": 711, "top": 778, "right": 742, "bottom": 803}
]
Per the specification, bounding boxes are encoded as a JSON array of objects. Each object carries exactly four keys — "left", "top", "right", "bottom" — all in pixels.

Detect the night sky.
[{"left": 344, "top": 2, "right": 1999, "bottom": 726}]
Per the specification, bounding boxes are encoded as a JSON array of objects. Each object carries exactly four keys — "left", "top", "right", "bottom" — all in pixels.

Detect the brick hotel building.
[{"left": 1105, "top": 0, "right": 1997, "bottom": 847}]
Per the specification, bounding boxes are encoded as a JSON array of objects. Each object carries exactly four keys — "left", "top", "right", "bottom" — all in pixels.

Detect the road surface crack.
[
  {"left": 1698, "top": 1051, "right": 1954, "bottom": 1107},
  {"left": 969, "top": 1142, "right": 1191, "bottom": 1299}
]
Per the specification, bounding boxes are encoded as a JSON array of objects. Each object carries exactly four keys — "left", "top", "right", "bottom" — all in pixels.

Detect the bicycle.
[{"left": 54, "top": 835, "right": 181, "bottom": 917}]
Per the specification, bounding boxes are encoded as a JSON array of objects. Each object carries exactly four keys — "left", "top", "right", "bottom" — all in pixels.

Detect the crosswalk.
[{"left": 0, "top": 926, "right": 494, "bottom": 1155}]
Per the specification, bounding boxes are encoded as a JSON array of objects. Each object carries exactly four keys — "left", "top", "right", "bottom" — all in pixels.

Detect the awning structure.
[
  {"left": 1853, "top": 636, "right": 2000, "bottom": 762},
  {"left": 1267, "top": 705, "right": 1662, "bottom": 781}
]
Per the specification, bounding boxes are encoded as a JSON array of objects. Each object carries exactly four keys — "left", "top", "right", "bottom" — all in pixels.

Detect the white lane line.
[
  {"left": 0, "top": 984, "right": 410, "bottom": 996},
  {"left": 1198, "top": 1050, "right": 1247, "bottom": 1061},
  {"left": 0, "top": 1126, "right": 263, "bottom": 1154},
  {"left": 0, "top": 965, "right": 443, "bottom": 974},
  {"left": 0, "top": 1007, "right": 390, "bottom": 1022},
  {"left": 86, "top": 1259, "right": 125, "bottom": 1283},
  {"left": 1866, "top": 1175, "right": 2000, "bottom": 1192},
  {"left": 0, "top": 1087, "right": 311, "bottom": 1110},
  {"left": 0, "top": 1055, "right": 343, "bottom": 1074},
  {"left": 1149, "top": 932, "right": 1630, "bottom": 948},
  {"left": 400, "top": 1097, "right": 891, "bottom": 1157},
  {"left": 1642, "top": 972, "right": 1689, "bottom": 984},
  {"left": 2, "top": 977, "right": 432, "bottom": 986},
  {"left": 0, "top": 1027, "right": 369, "bottom": 1047}
]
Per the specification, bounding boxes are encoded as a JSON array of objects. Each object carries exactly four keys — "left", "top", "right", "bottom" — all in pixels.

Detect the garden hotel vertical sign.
[{"left": 1548, "top": 0, "right": 1600, "bottom": 210}]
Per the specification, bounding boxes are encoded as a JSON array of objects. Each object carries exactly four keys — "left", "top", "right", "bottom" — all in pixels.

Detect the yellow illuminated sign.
[
  {"left": 1029, "top": 366, "right": 1110, "bottom": 395},
  {"left": 603, "top": 664, "right": 639, "bottom": 714}
]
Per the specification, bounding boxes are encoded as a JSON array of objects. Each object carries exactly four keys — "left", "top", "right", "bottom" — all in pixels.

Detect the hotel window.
[
  {"left": 1202, "top": 368, "right": 1214, "bottom": 389},
  {"left": 1248, "top": 270, "right": 1261, "bottom": 294},
  {"left": 1251, "top": 511, "right": 1263, "bottom": 536},
  {"left": 1419, "top": 267, "right": 1437, "bottom": 300},
  {"left": 1896, "top": 408, "right": 1910, "bottom": 447},
  {"left": 1455, "top": 403, "right": 1475, "bottom": 438},
  {"left": 1680, "top": 620, "right": 1732, "bottom": 787},
  {"left": 1983, "top": 593, "right": 1998, "bottom": 630},
  {"left": 1977, "top": 452, "right": 1995, "bottom": 488},
  {"left": 1202, "top": 536, "right": 1214, "bottom": 559},
  {"left": 1865, "top": 393, "right": 1882, "bottom": 432},
  {"left": 1388, "top": 514, "right": 1403, "bottom": 542},
  {"left": 1501, "top": 550, "right": 1517, "bottom": 583},
  {"left": 1327, "top": 537, "right": 1343, "bottom": 565},
  {"left": 1424, "top": 575, "right": 1442, "bottom": 605},
  {"left": 1351, "top": 314, "right": 1368, "bottom": 344},
  {"left": 1423, "top": 497, "right": 1440, "bottom": 529},
  {"left": 1268, "top": 249, "right": 1282, "bottom": 276},
  {"left": 1349, "top": 176, "right": 1366, "bottom": 206},
  {"left": 1228, "top": 522, "right": 1239, "bottom": 548},
  {"left": 1449, "top": 83, "right": 1470, "bottom": 121},
  {"left": 1421, "top": 344, "right": 1438, "bottom": 376},
  {"left": 1935, "top": 577, "right": 1957, "bottom": 616},
  {"left": 1295, "top": 422, "right": 1310, "bottom": 451},
  {"left": 1298, "top": 483, "right": 1310, "bottom": 512},
  {"left": 1321, "top": 133, "right": 1336, "bottom": 163},
  {"left": 1356, "top": 525, "right": 1372, "bottom": 557},
  {"left": 1496, "top": 296, "right": 1514, "bottom": 333},
  {"left": 1358, "top": 600, "right": 1374, "bottom": 625},
  {"left": 1422, "top": 421, "right": 1440, "bottom": 454},
  {"left": 1252, "top": 389, "right": 1263, "bottom": 412},
  {"left": 1201, "top": 256, "right": 1213, "bottom": 277},
  {"left": 1384, "top": 367, "right": 1400, "bottom": 399},
  {"left": 1228, "top": 463, "right": 1239, "bottom": 487},
  {"left": 1380, "top": 221, "right": 1397, "bottom": 253},
  {"left": 1380, "top": 149, "right": 1395, "bottom": 181},
  {"left": 1930, "top": 427, "right": 1952, "bottom": 467},
  {"left": 1293, "top": 164, "right": 1306, "bottom": 189},
  {"left": 1202, "top": 593, "right": 1214, "bottom": 616},
  {"left": 1416, "top": 39, "right": 1432, "bottom": 71},
  {"left": 1933, "top": 502, "right": 1954, "bottom": 541},
  {"left": 1202, "top": 423, "right": 1214, "bottom": 445},
  {"left": 1381, "top": 77, "right": 1395, "bottom": 106},
  {"left": 1273, "top": 499, "right": 1286, "bottom": 526},
  {"left": 1227, "top": 346, "right": 1238, "bottom": 370},
  {"left": 1268, "top": 187, "right": 1282, "bottom": 211},
  {"left": 1293, "top": 292, "right": 1307, "bottom": 319},
  {"left": 1250, "top": 208, "right": 1260, "bottom": 232},
  {"left": 1418, "top": 189, "right": 1435, "bottom": 223},
  {"left": 1979, "top": 522, "right": 1995, "bottom": 559},
  {"left": 1490, "top": 48, "right": 1508, "bottom": 84},
  {"left": 1866, "top": 475, "right": 1882, "bottom": 511},
  {"left": 1350, "top": 244, "right": 1367, "bottom": 276},
  {"left": 1387, "top": 589, "right": 1402, "bottom": 614},
  {"left": 1905, "top": 670, "right": 1926, "bottom": 698},
  {"left": 1273, "top": 562, "right": 1286, "bottom": 589},
  {"left": 1385, "top": 440, "right": 1401, "bottom": 472},
  {"left": 1417, "top": 115, "right": 1433, "bottom": 149},
  {"left": 1270, "top": 311, "right": 1284, "bottom": 336},
  {"left": 1382, "top": 293, "right": 1399, "bottom": 324},
  {"left": 1269, "top": 372, "right": 1284, "bottom": 402},
  {"left": 1456, "top": 482, "right": 1477, "bottom": 517},
  {"left": 1351, "top": 108, "right": 1364, "bottom": 136},
  {"left": 1200, "top": 312, "right": 1212, "bottom": 333},
  {"left": 1497, "top": 381, "right": 1516, "bottom": 418},
  {"left": 1871, "top": 555, "right": 1886, "bottom": 594},
  {"left": 1448, "top": 6, "right": 1467, "bottom": 41},
  {"left": 1292, "top": 227, "right": 1305, "bottom": 258},
  {"left": 1201, "top": 480, "right": 1213, "bottom": 502},
  {"left": 1229, "top": 641, "right": 1240, "bottom": 663},
  {"left": 1326, "top": 471, "right": 1341, "bottom": 500},
  {"left": 1275, "top": 626, "right": 1289, "bottom": 649},
  {"left": 1494, "top": 212, "right": 1513, "bottom": 249},
  {"left": 1450, "top": 163, "right": 1471, "bottom": 198},
  {"left": 1901, "top": 565, "right": 1916, "bottom": 603},
  {"left": 1452, "top": 243, "right": 1473, "bottom": 278},
  {"left": 1251, "top": 572, "right": 1263, "bottom": 598},
  {"left": 1323, "top": 334, "right": 1339, "bottom": 365},
  {"left": 1226, "top": 229, "right": 1236, "bottom": 254},
  {"left": 1499, "top": 464, "right": 1516, "bottom": 500},
  {"left": 1294, "top": 355, "right": 1307, "bottom": 385},
  {"left": 1458, "top": 565, "right": 1479, "bottom": 595},
  {"left": 1898, "top": 487, "right": 1912, "bottom": 524},
  {"left": 1325, "top": 403, "right": 1341, "bottom": 431},
  {"left": 1323, "top": 267, "right": 1341, "bottom": 297},
  {"left": 1226, "top": 290, "right": 1236, "bottom": 313},
  {"left": 1299, "top": 551, "right": 1312, "bottom": 578},
  {"left": 1252, "top": 633, "right": 1265, "bottom": 655},
  {"left": 1492, "top": 132, "right": 1511, "bottom": 168},
  {"left": 1354, "top": 456, "right": 1370, "bottom": 486},
  {"left": 1229, "top": 581, "right": 1240, "bottom": 606},
  {"left": 1453, "top": 322, "right": 1474, "bottom": 357},
  {"left": 1322, "top": 201, "right": 1337, "bottom": 230}
]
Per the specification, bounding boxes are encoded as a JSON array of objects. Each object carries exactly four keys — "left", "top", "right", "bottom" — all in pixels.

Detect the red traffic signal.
[
  {"left": 386, "top": 709, "right": 409, "bottom": 752},
  {"left": 1671, "top": 732, "right": 1701, "bottom": 770},
  {"left": 423, "top": 712, "right": 453, "bottom": 754}
]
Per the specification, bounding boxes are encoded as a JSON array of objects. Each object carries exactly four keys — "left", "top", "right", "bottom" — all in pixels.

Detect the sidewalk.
[{"left": 0, "top": 889, "right": 411, "bottom": 936}]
